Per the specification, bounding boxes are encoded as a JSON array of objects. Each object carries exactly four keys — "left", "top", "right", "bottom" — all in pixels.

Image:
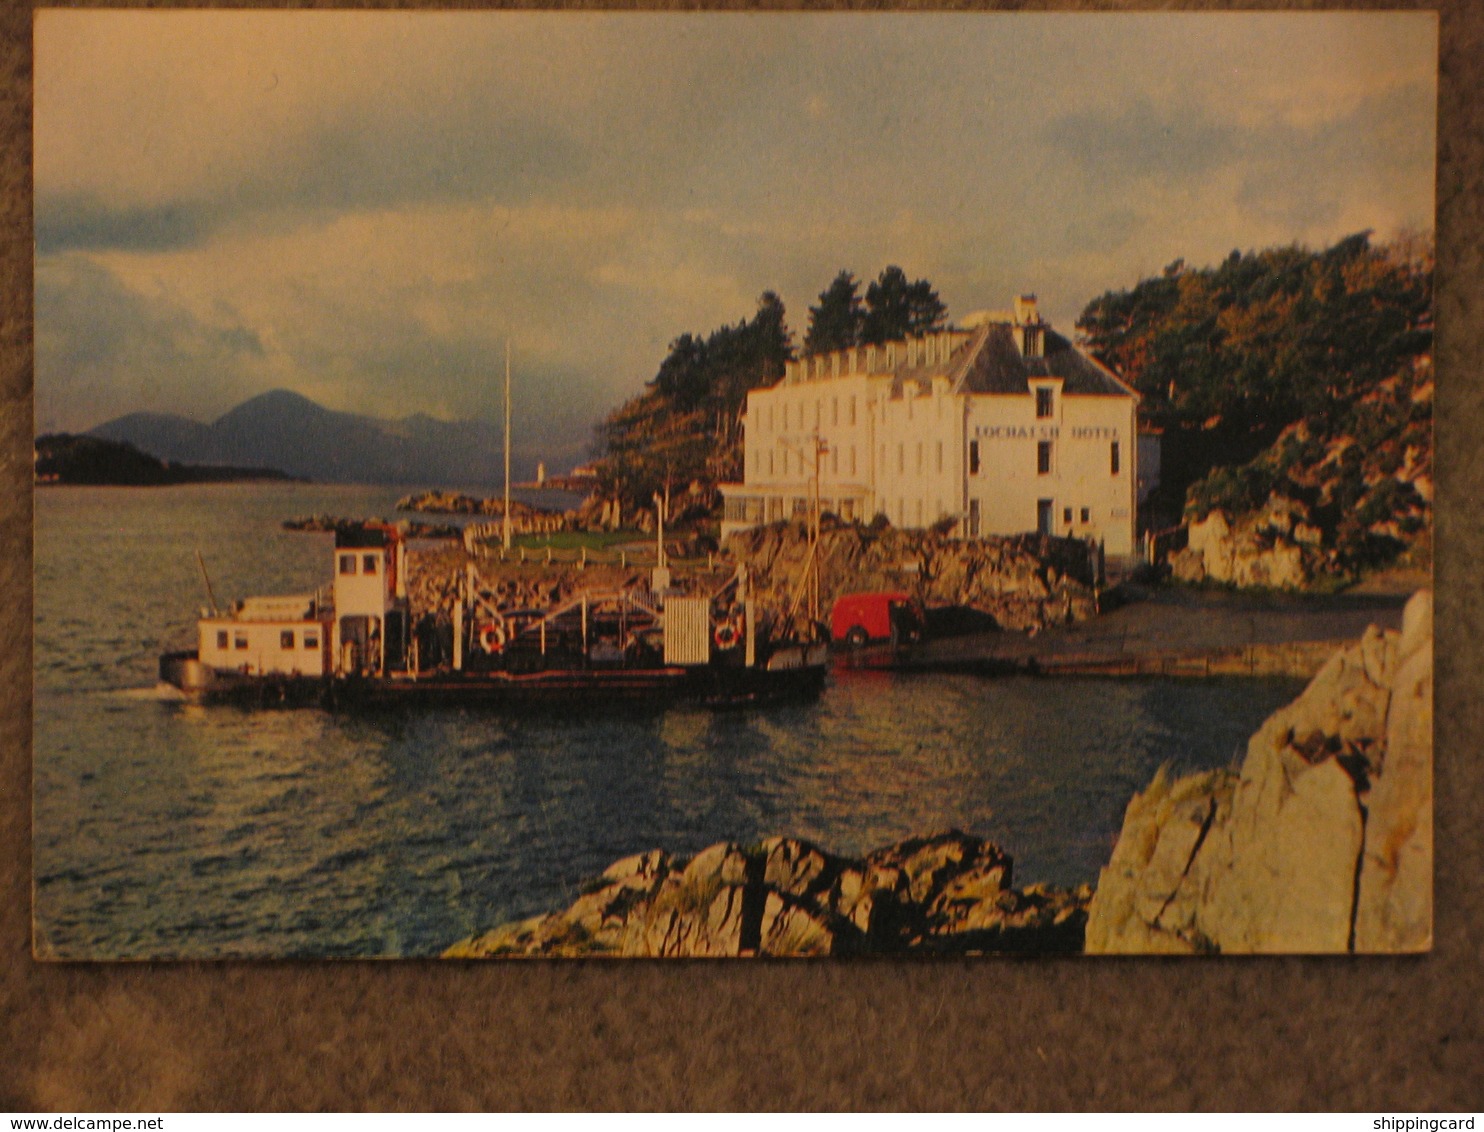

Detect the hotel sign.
[{"left": 973, "top": 425, "right": 1120, "bottom": 441}]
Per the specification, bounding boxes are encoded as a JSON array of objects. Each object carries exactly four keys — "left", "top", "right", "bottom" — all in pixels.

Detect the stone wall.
[
  {"left": 726, "top": 522, "right": 1099, "bottom": 633},
  {"left": 1085, "top": 589, "right": 1432, "bottom": 954}
]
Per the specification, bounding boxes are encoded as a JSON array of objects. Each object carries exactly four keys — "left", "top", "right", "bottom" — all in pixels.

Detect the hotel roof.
[{"left": 888, "top": 322, "right": 1136, "bottom": 400}]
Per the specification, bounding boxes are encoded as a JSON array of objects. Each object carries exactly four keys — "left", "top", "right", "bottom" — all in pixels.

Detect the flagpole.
[{"left": 503, "top": 339, "right": 512, "bottom": 552}]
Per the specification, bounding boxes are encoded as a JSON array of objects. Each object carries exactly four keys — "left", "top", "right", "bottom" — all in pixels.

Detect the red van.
[{"left": 830, "top": 592, "right": 925, "bottom": 647}]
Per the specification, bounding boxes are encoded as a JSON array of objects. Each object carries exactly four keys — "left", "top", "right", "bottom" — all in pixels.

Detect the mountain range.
[{"left": 88, "top": 390, "right": 540, "bottom": 486}]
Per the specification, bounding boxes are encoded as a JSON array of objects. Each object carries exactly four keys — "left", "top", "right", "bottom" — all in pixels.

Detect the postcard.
[{"left": 32, "top": 9, "right": 1435, "bottom": 959}]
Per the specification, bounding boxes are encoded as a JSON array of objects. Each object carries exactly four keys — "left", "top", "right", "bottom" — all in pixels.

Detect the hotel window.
[
  {"left": 832, "top": 397, "right": 839, "bottom": 426},
  {"left": 1081, "top": 507, "right": 1091, "bottom": 523},
  {"left": 767, "top": 451, "right": 774, "bottom": 476},
  {"left": 281, "top": 630, "right": 296, "bottom": 650},
  {"left": 849, "top": 397, "right": 857, "bottom": 426},
  {"left": 234, "top": 633, "right": 248, "bottom": 650},
  {"left": 304, "top": 633, "right": 319, "bottom": 650},
  {"left": 362, "top": 554, "right": 378, "bottom": 574},
  {"left": 916, "top": 442, "right": 923, "bottom": 472},
  {"left": 1111, "top": 441, "right": 1121, "bottom": 475},
  {"left": 969, "top": 440, "right": 980, "bottom": 475},
  {"left": 969, "top": 499, "right": 981, "bottom": 537},
  {"left": 339, "top": 554, "right": 357, "bottom": 575},
  {"left": 1063, "top": 507, "right": 1072, "bottom": 524},
  {"left": 850, "top": 447, "right": 857, "bottom": 476},
  {"left": 1037, "top": 441, "right": 1053, "bottom": 475},
  {"left": 936, "top": 441, "right": 943, "bottom": 473},
  {"left": 1036, "top": 387, "right": 1054, "bottom": 419},
  {"left": 216, "top": 630, "right": 229, "bottom": 650}
]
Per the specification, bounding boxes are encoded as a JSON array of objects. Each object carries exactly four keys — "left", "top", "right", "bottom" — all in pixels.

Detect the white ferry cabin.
[{"left": 197, "top": 594, "right": 330, "bottom": 679}]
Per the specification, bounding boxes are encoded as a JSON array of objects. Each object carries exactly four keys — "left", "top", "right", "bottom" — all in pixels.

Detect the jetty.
[{"left": 846, "top": 584, "right": 1414, "bottom": 680}]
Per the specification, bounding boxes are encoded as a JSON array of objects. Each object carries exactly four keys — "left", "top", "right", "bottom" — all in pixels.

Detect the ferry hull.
[
  {"left": 159, "top": 649, "right": 826, "bottom": 711},
  {"left": 159, "top": 650, "right": 328, "bottom": 707}
]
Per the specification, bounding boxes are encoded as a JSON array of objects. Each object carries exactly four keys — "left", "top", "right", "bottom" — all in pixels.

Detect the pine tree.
[
  {"left": 804, "top": 271, "right": 863, "bottom": 355},
  {"left": 861, "top": 266, "right": 948, "bottom": 345}
]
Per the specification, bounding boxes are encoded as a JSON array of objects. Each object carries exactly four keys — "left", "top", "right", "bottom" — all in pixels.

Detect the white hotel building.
[{"left": 720, "top": 296, "right": 1147, "bottom": 555}]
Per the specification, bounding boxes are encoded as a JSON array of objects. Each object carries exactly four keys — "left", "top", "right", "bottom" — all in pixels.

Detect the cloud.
[
  {"left": 33, "top": 10, "right": 1437, "bottom": 452},
  {"left": 1046, "top": 100, "right": 1238, "bottom": 183},
  {"left": 34, "top": 255, "right": 275, "bottom": 433},
  {"left": 36, "top": 195, "right": 216, "bottom": 256},
  {"left": 35, "top": 86, "right": 591, "bottom": 255}
]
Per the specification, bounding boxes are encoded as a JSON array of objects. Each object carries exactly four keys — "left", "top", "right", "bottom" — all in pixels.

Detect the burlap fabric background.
[{"left": 3, "top": 0, "right": 1480, "bottom": 1111}]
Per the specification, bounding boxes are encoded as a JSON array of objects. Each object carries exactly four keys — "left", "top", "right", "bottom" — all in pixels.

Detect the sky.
[{"left": 34, "top": 10, "right": 1437, "bottom": 468}]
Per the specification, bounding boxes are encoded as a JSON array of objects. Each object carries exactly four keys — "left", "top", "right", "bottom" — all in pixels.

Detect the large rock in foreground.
[
  {"left": 1086, "top": 589, "right": 1432, "bottom": 954},
  {"left": 448, "top": 832, "right": 1089, "bottom": 959}
]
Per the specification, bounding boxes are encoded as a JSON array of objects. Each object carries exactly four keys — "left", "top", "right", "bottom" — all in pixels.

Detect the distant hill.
[
  {"left": 89, "top": 390, "right": 526, "bottom": 486},
  {"left": 34, "top": 433, "right": 301, "bottom": 486}
]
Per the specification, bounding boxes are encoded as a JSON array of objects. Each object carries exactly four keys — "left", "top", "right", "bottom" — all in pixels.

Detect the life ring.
[
  {"left": 479, "top": 619, "right": 508, "bottom": 653},
  {"left": 713, "top": 614, "right": 743, "bottom": 650}
]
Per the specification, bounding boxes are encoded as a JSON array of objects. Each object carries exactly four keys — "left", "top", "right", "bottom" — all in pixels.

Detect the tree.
[
  {"left": 594, "top": 291, "right": 796, "bottom": 512},
  {"left": 646, "top": 292, "right": 795, "bottom": 415},
  {"left": 1074, "top": 230, "right": 1433, "bottom": 566},
  {"left": 861, "top": 265, "right": 948, "bottom": 345},
  {"left": 650, "top": 332, "right": 708, "bottom": 411},
  {"left": 804, "top": 271, "right": 863, "bottom": 355}
]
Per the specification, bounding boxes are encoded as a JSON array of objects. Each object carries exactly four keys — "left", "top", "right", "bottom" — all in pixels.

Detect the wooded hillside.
[
  {"left": 591, "top": 267, "right": 945, "bottom": 519},
  {"left": 1077, "top": 231, "right": 1432, "bottom": 575}
]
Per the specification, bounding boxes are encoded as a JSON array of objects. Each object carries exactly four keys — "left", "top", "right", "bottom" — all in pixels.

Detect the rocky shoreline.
[
  {"left": 397, "top": 492, "right": 563, "bottom": 537},
  {"left": 447, "top": 832, "right": 1090, "bottom": 959},
  {"left": 394, "top": 521, "right": 1102, "bottom": 636},
  {"left": 728, "top": 521, "right": 1100, "bottom": 633}
]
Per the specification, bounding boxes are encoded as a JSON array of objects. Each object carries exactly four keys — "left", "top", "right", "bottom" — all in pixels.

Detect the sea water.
[{"left": 33, "top": 483, "right": 1303, "bottom": 959}]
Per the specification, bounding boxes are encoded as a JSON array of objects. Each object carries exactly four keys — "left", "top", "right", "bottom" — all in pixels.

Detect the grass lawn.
[{"left": 509, "top": 529, "right": 645, "bottom": 551}]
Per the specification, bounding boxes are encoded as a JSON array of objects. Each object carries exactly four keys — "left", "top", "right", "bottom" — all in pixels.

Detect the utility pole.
[
  {"left": 503, "top": 339, "right": 512, "bottom": 552},
  {"left": 653, "top": 476, "right": 671, "bottom": 570},
  {"left": 777, "top": 432, "right": 829, "bottom": 637},
  {"left": 808, "top": 432, "right": 827, "bottom": 628}
]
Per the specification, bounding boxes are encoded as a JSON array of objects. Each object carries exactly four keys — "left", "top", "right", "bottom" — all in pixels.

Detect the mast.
[
  {"left": 194, "top": 549, "right": 220, "bottom": 617},
  {"left": 503, "top": 339, "right": 512, "bottom": 552}
]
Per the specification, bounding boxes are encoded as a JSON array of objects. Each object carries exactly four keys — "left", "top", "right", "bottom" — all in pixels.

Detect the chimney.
[{"left": 1014, "top": 294, "right": 1043, "bottom": 357}]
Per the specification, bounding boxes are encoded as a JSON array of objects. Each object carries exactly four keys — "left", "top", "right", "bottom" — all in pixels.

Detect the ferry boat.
[
  {"left": 160, "top": 345, "right": 827, "bottom": 709},
  {"left": 158, "top": 524, "right": 828, "bottom": 710}
]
